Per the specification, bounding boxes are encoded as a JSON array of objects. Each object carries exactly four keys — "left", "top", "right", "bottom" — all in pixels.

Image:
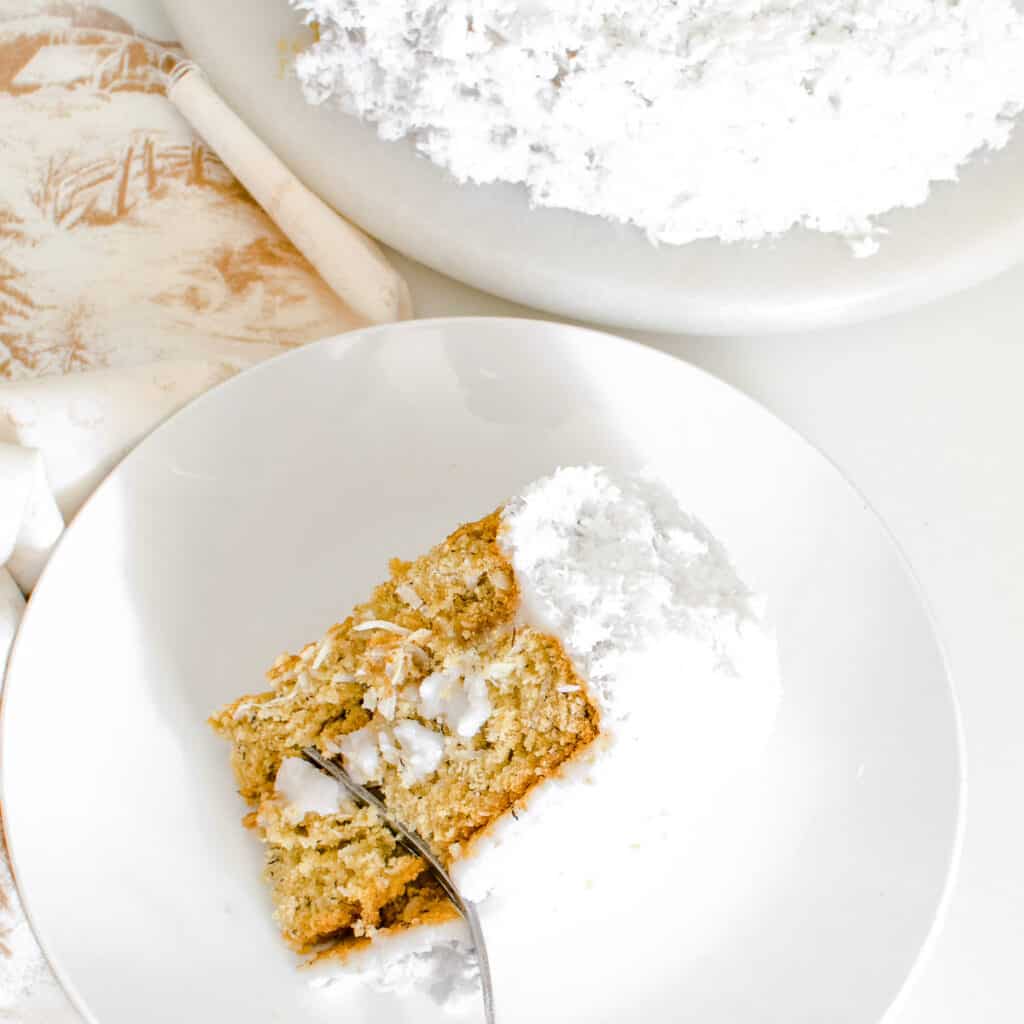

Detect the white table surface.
[{"left": 57, "top": 3, "right": 1024, "bottom": 1021}]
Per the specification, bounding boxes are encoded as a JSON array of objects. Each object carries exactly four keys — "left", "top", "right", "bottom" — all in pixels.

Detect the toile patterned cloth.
[{"left": 0, "top": 4, "right": 404, "bottom": 1018}]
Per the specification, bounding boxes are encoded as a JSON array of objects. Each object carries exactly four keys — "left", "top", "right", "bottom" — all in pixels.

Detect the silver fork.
[{"left": 301, "top": 746, "right": 496, "bottom": 1024}]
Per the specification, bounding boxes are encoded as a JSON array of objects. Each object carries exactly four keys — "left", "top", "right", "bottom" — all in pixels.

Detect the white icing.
[
  {"left": 393, "top": 720, "right": 446, "bottom": 785},
  {"left": 338, "top": 724, "right": 381, "bottom": 784},
  {"left": 274, "top": 757, "right": 345, "bottom": 819},
  {"left": 417, "top": 657, "right": 493, "bottom": 739},
  {"left": 340, "top": 720, "right": 445, "bottom": 786}
]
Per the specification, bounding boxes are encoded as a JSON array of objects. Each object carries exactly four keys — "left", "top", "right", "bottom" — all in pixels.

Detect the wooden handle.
[{"left": 167, "top": 62, "right": 412, "bottom": 326}]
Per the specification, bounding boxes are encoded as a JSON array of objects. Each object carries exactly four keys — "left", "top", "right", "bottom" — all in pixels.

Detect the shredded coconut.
[
  {"left": 388, "top": 649, "right": 408, "bottom": 687},
  {"left": 395, "top": 582, "right": 424, "bottom": 609},
  {"left": 377, "top": 691, "right": 397, "bottom": 720},
  {"left": 352, "top": 619, "right": 411, "bottom": 636},
  {"left": 292, "top": 0, "right": 1024, "bottom": 253},
  {"left": 232, "top": 669, "right": 309, "bottom": 720},
  {"left": 500, "top": 465, "right": 757, "bottom": 719},
  {"left": 405, "top": 642, "right": 430, "bottom": 668},
  {"left": 311, "top": 640, "right": 332, "bottom": 670}
]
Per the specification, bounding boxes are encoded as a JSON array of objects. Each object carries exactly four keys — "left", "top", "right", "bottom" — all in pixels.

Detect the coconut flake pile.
[
  {"left": 501, "top": 465, "right": 759, "bottom": 721},
  {"left": 292, "top": 0, "right": 1024, "bottom": 253}
]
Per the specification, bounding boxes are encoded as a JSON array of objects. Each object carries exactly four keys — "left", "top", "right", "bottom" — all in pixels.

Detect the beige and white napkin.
[{"left": 0, "top": 3, "right": 411, "bottom": 1017}]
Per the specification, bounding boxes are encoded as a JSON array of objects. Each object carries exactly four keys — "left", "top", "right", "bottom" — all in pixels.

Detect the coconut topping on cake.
[{"left": 500, "top": 465, "right": 758, "bottom": 720}]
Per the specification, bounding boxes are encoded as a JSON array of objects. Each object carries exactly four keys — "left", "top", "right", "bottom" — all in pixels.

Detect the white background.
[{"left": 68, "top": 2, "right": 1024, "bottom": 1020}]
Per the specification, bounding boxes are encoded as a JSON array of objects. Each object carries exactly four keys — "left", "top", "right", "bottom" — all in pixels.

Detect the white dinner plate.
[
  {"left": 2, "top": 318, "right": 962, "bottom": 1023},
  {"left": 161, "top": 1, "right": 1024, "bottom": 335}
]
